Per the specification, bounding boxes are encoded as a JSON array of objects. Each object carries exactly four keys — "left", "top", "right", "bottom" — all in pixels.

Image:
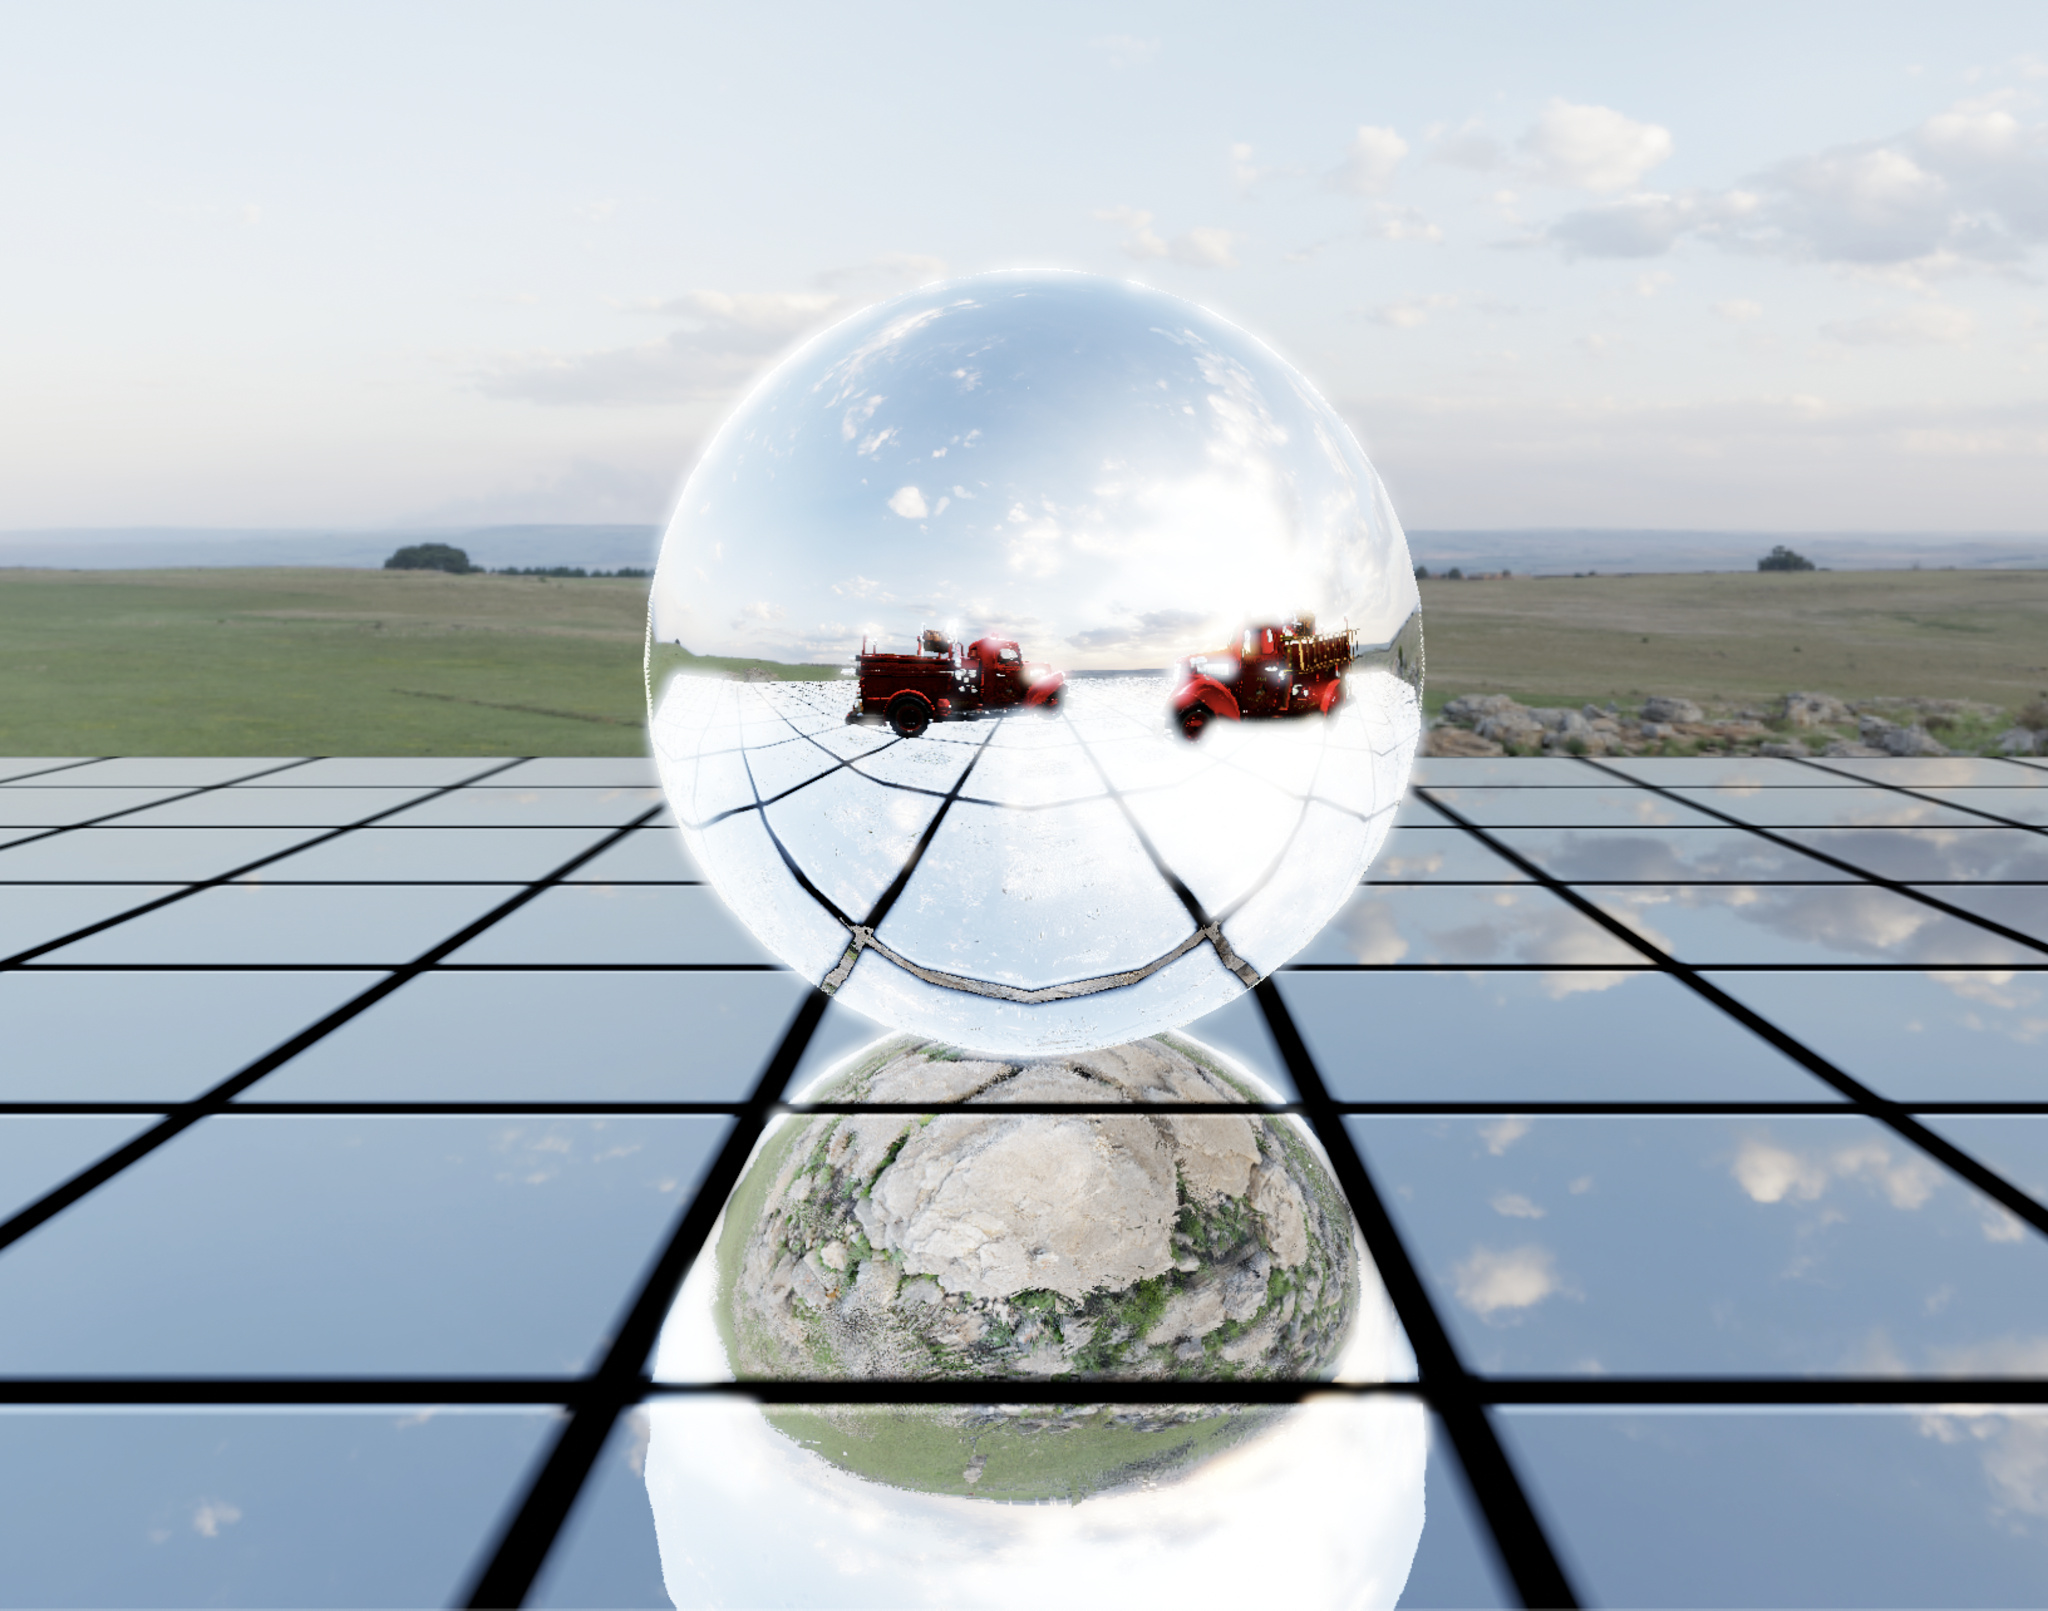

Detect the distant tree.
[
  {"left": 1758, "top": 544, "right": 1816, "bottom": 572},
  {"left": 1446, "top": 565, "right": 1464, "bottom": 580},
  {"left": 1413, "top": 564, "right": 1430, "bottom": 580},
  {"left": 385, "top": 542, "right": 474, "bottom": 574}
]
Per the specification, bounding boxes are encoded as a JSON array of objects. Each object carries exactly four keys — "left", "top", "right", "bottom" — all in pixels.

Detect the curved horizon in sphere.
[
  {"left": 641, "top": 1029, "right": 1427, "bottom": 1610},
  {"left": 648, "top": 272, "right": 1421, "bottom": 1055}
]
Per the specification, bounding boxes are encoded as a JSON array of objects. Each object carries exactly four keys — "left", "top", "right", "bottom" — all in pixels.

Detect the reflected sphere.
[{"left": 648, "top": 272, "right": 1420, "bottom": 1054}]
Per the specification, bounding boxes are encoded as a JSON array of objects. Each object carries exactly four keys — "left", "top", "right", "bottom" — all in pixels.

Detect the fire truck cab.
[{"left": 1170, "top": 617, "right": 1355, "bottom": 740}]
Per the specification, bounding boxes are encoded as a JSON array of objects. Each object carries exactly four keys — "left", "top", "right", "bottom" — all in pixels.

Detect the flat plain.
[{"left": 3, "top": 565, "right": 2043, "bottom": 753}]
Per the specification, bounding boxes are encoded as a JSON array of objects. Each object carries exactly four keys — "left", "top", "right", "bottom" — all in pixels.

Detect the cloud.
[
  {"left": 1229, "top": 143, "right": 1300, "bottom": 197},
  {"left": 476, "top": 257, "right": 944, "bottom": 407},
  {"left": 886, "top": 486, "right": 928, "bottom": 519},
  {"left": 191, "top": 1500, "right": 242, "bottom": 1538},
  {"left": 1715, "top": 298, "right": 1764, "bottom": 322},
  {"left": 1519, "top": 100, "right": 1675, "bottom": 192},
  {"left": 1368, "top": 294, "right": 1457, "bottom": 328},
  {"left": 1327, "top": 126, "right": 1409, "bottom": 196},
  {"left": 1478, "top": 1116, "right": 1531, "bottom": 1156},
  {"left": 1454, "top": 1245, "right": 1563, "bottom": 1317},
  {"left": 1094, "top": 207, "right": 1242, "bottom": 268},
  {"left": 1731, "top": 1133, "right": 1942, "bottom": 1210},
  {"left": 1365, "top": 205, "right": 1443, "bottom": 244},
  {"left": 1491, "top": 1191, "right": 1546, "bottom": 1219},
  {"left": 1823, "top": 303, "right": 1977, "bottom": 345},
  {"left": 1538, "top": 104, "right": 2048, "bottom": 270}
]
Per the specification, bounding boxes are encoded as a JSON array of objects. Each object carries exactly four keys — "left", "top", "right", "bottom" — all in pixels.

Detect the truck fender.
[
  {"left": 1174, "top": 676, "right": 1240, "bottom": 721},
  {"left": 1317, "top": 678, "right": 1344, "bottom": 714},
  {"left": 1024, "top": 671, "right": 1066, "bottom": 706}
]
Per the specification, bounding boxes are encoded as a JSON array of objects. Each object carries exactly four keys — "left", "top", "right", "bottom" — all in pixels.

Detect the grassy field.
[
  {"left": 2, "top": 564, "right": 2043, "bottom": 754},
  {"left": 1416, "top": 567, "right": 2048, "bottom": 717}
]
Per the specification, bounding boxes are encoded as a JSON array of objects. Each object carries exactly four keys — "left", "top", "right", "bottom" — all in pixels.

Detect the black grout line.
[
  {"left": 0, "top": 758, "right": 117, "bottom": 785},
  {"left": 2, "top": 1374, "right": 2045, "bottom": 1408},
  {"left": 1789, "top": 755, "right": 2048, "bottom": 835},
  {"left": 1419, "top": 785, "right": 2048, "bottom": 1249},
  {"left": 0, "top": 802, "right": 659, "bottom": 1262},
  {"left": 5, "top": 1099, "right": 2048, "bottom": 1119},
  {"left": 0, "top": 757, "right": 326, "bottom": 858},
  {"left": 1253, "top": 978, "right": 1579, "bottom": 1608},
  {"left": 459, "top": 987, "right": 831, "bottom": 1609},
  {"left": 1561, "top": 758, "right": 2048, "bottom": 959},
  {"left": 0, "top": 758, "right": 536, "bottom": 970}
]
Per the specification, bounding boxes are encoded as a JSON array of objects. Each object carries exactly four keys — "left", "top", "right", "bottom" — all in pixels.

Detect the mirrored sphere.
[
  {"left": 643, "top": 1031, "right": 1424, "bottom": 1608},
  {"left": 648, "top": 271, "right": 1421, "bottom": 1054}
]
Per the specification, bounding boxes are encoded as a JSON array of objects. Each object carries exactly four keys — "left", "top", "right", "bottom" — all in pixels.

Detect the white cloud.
[
  {"left": 1478, "top": 1116, "right": 1531, "bottom": 1156},
  {"left": 1454, "top": 1245, "right": 1563, "bottom": 1317},
  {"left": 886, "top": 486, "right": 928, "bottom": 519},
  {"left": 1519, "top": 99, "right": 1674, "bottom": 192},
  {"left": 1732, "top": 1133, "right": 1942, "bottom": 1209},
  {"left": 1228, "top": 142, "right": 1298, "bottom": 196},
  {"left": 1715, "top": 298, "right": 1764, "bottom": 321},
  {"left": 1491, "top": 1191, "right": 1546, "bottom": 1219},
  {"left": 1541, "top": 104, "right": 2048, "bottom": 269},
  {"left": 1365, "top": 205, "right": 1443, "bottom": 244},
  {"left": 1328, "top": 126, "right": 1409, "bottom": 196},
  {"left": 474, "top": 258, "right": 944, "bottom": 408},
  {"left": 1368, "top": 294, "right": 1456, "bottom": 329},
  {"left": 191, "top": 1500, "right": 242, "bottom": 1538},
  {"left": 1823, "top": 303, "right": 1976, "bottom": 345},
  {"left": 1093, "top": 207, "right": 1241, "bottom": 268}
]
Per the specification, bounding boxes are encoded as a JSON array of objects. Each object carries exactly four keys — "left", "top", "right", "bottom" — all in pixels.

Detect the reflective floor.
[{"left": 2, "top": 752, "right": 2047, "bottom": 1608}]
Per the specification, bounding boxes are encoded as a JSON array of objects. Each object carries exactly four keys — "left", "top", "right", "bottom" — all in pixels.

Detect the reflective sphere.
[
  {"left": 648, "top": 272, "right": 1421, "bottom": 1054},
  {"left": 643, "top": 1032, "right": 1425, "bottom": 1608}
]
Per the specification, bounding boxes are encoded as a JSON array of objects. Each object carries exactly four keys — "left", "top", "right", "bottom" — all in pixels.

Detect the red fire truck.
[
  {"left": 1170, "top": 618, "right": 1356, "bottom": 739},
  {"left": 848, "top": 630, "right": 1067, "bottom": 737}
]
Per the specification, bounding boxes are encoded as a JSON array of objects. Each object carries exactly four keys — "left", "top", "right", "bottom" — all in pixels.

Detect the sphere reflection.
[
  {"left": 648, "top": 272, "right": 1421, "bottom": 1055},
  {"left": 644, "top": 1031, "right": 1424, "bottom": 1608}
]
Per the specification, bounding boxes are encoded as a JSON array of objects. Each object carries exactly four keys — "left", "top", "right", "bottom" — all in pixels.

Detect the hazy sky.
[{"left": 6, "top": 1, "right": 2047, "bottom": 534}]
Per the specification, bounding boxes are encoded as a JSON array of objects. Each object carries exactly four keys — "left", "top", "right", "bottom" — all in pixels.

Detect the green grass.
[
  {"left": 7, "top": 564, "right": 2046, "bottom": 753},
  {"left": 0, "top": 566, "right": 826, "bottom": 755},
  {"left": 1417, "top": 567, "right": 2048, "bottom": 717}
]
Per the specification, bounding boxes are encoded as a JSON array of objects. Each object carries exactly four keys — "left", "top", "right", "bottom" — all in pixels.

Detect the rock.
[
  {"left": 1822, "top": 741, "right": 1888, "bottom": 757},
  {"left": 866, "top": 1101, "right": 1179, "bottom": 1302},
  {"left": 1476, "top": 708, "right": 1544, "bottom": 745},
  {"left": 1781, "top": 691, "right": 1853, "bottom": 728},
  {"left": 724, "top": 1032, "right": 1361, "bottom": 1398},
  {"left": 1641, "top": 696, "right": 1704, "bottom": 724},
  {"left": 1860, "top": 715, "right": 1949, "bottom": 757},
  {"left": 1424, "top": 726, "right": 1504, "bottom": 757},
  {"left": 1638, "top": 721, "right": 1671, "bottom": 741},
  {"left": 1440, "top": 692, "right": 1522, "bottom": 724},
  {"left": 1998, "top": 727, "right": 2040, "bottom": 755},
  {"left": 1144, "top": 1281, "right": 1229, "bottom": 1346},
  {"left": 1759, "top": 740, "right": 1809, "bottom": 759}
]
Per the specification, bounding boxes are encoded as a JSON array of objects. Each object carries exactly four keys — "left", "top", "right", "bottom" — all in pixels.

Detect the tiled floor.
[{"left": 3, "top": 752, "right": 2047, "bottom": 1607}]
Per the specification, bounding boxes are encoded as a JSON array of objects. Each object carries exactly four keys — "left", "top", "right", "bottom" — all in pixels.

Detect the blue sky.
[{"left": 5, "top": 1, "right": 2047, "bottom": 534}]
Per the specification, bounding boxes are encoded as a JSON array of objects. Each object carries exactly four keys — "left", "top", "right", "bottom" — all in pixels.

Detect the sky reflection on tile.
[
  {"left": 1291, "top": 885, "right": 1643, "bottom": 968},
  {"left": 1582, "top": 883, "right": 2040, "bottom": 966},
  {"left": 1350, "top": 1114, "right": 2048, "bottom": 1377}
]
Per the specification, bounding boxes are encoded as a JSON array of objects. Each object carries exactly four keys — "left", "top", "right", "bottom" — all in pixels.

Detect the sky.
[{"left": 5, "top": 0, "right": 2048, "bottom": 537}]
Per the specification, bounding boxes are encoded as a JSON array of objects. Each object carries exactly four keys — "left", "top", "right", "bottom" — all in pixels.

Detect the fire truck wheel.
[
  {"left": 1178, "top": 702, "right": 1211, "bottom": 741},
  {"left": 1038, "top": 688, "right": 1063, "bottom": 715},
  {"left": 887, "top": 694, "right": 932, "bottom": 738}
]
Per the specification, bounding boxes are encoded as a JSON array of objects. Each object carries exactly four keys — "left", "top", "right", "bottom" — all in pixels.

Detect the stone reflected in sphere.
[{"left": 648, "top": 272, "right": 1422, "bottom": 1055}]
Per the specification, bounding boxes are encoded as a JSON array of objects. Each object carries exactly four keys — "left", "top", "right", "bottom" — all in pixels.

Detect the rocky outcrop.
[
  {"left": 724, "top": 1035, "right": 1361, "bottom": 1388},
  {"left": 1428, "top": 688, "right": 2019, "bottom": 758},
  {"left": 1782, "top": 691, "right": 1853, "bottom": 727}
]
